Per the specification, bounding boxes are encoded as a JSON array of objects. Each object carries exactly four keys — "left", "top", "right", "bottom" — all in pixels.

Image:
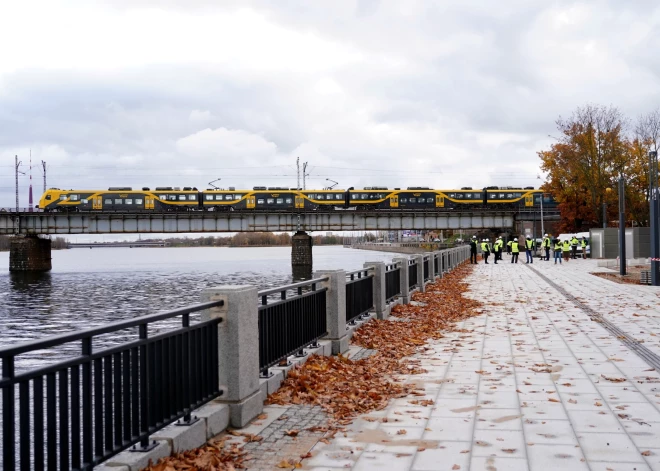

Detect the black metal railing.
[
  {"left": 346, "top": 269, "right": 374, "bottom": 325},
  {"left": 0, "top": 300, "right": 224, "bottom": 471},
  {"left": 258, "top": 278, "right": 328, "bottom": 377},
  {"left": 408, "top": 260, "right": 418, "bottom": 289},
  {"left": 423, "top": 256, "right": 430, "bottom": 281},
  {"left": 385, "top": 263, "right": 401, "bottom": 302}
]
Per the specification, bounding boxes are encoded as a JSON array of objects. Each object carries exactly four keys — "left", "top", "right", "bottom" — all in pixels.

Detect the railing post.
[
  {"left": 394, "top": 257, "right": 410, "bottom": 304},
  {"left": 364, "top": 261, "right": 386, "bottom": 320},
  {"left": 415, "top": 254, "right": 425, "bottom": 292},
  {"left": 201, "top": 285, "right": 263, "bottom": 428},
  {"left": 424, "top": 252, "right": 434, "bottom": 283},
  {"left": 434, "top": 251, "right": 442, "bottom": 279},
  {"left": 315, "top": 270, "right": 349, "bottom": 355}
]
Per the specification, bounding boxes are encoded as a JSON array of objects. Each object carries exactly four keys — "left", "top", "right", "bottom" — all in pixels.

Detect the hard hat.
[
  {"left": 526, "top": 236, "right": 531, "bottom": 239},
  {"left": 544, "top": 233, "right": 548, "bottom": 236},
  {"left": 472, "top": 235, "right": 476, "bottom": 239}
]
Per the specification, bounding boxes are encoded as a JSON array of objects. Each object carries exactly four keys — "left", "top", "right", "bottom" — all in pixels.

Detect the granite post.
[
  {"left": 315, "top": 270, "right": 349, "bottom": 355},
  {"left": 201, "top": 285, "right": 263, "bottom": 428},
  {"left": 415, "top": 254, "right": 425, "bottom": 292},
  {"left": 394, "top": 257, "right": 410, "bottom": 304},
  {"left": 364, "top": 261, "right": 386, "bottom": 319}
]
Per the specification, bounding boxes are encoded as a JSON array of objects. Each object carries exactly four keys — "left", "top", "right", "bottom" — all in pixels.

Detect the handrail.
[
  {"left": 257, "top": 277, "right": 328, "bottom": 298},
  {"left": 0, "top": 299, "right": 225, "bottom": 358}
]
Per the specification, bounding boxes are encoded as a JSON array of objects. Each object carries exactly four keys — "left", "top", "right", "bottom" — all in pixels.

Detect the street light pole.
[
  {"left": 650, "top": 151, "right": 659, "bottom": 286},
  {"left": 540, "top": 193, "right": 544, "bottom": 237},
  {"left": 619, "top": 176, "right": 626, "bottom": 276}
]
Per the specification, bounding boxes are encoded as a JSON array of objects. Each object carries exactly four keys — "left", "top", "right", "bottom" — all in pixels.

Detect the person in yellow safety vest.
[
  {"left": 481, "top": 239, "right": 491, "bottom": 264},
  {"left": 492, "top": 237, "right": 500, "bottom": 264},
  {"left": 562, "top": 239, "right": 571, "bottom": 262},
  {"left": 525, "top": 236, "right": 534, "bottom": 264},
  {"left": 542, "top": 233, "right": 551, "bottom": 261},
  {"left": 510, "top": 237, "right": 520, "bottom": 264},
  {"left": 570, "top": 235, "right": 579, "bottom": 259},
  {"left": 506, "top": 239, "right": 512, "bottom": 255},
  {"left": 495, "top": 236, "right": 503, "bottom": 263},
  {"left": 554, "top": 238, "right": 562, "bottom": 264},
  {"left": 581, "top": 237, "right": 588, "bottom": 259}
]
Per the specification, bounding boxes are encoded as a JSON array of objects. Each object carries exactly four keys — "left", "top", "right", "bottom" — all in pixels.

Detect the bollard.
[{"left": 415, "top": 254, "right": 425, "bottom": 293}]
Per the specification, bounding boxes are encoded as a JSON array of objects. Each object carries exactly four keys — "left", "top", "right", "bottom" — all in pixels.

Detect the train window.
[
  {"left": 351, "top": 194, "right": 359, "bottom": 200},
  {"left": 81, "top": 199, "right": 88, "bottom": 204},
  {"left": 336, "top": 194, "right": 343, "bottom": 200},
  {"left": 276, "top": 198, "right": 284, "bottom": 204},
  {"left": 70, "top": 195, "right": 79, "bottom": 201},
  {"left": 125, "top": 199, "right": 133, "bottom": 205},
  {"left": 317, "top": 194, "right": 325, "bottom": 200},
  {"left": 285, "top": 198, "right": 292, "bottom": 204},
  {"left": 188, "top": 195, "right": 196, "bottom": 200},
  {"left": 400, "top": 198, "right": 407, "bottom": 203},
  {"left": 427, "top": 198, "right": 434, "bottom": 203},
  {"left": 360, "top": 194, "right": 367, "bottom": 200},
  {"left": 205, "top": 195, "right": 214, "bottom": 201},
  {"left": 178, "top": 195, "right": 186, "bottom": 201},
  {"left": 499, "top": 194, "right": 505, "bottom": 198},
  {"left": 225, "top": 195, "right": 233, "bottom": 201},
  {"left": 465, "top": 194, "right": 472, "bottom": 199},
  {"left": 234, "top": 195, "right": 243, "bottom": 200},
  {"left": 60, "top": 195, "right": 67, "bottom": 201},
  {"left": 168, "top": 195, "right": 177, "bottom": 201},
  {"left": 257, "top": 199, "right": 264, "bottom": 204},
  {"left": 105, "top": 199, "right": 112, "bottom": 204},
  {"left": 45, "top": 194, "right": 52, "bottom": 200},
  {"left": 448, "top": 193, "right": 455, "bottom": 198},
  {"left": 115, "top": 199, "right": 123, "bottom": 204},
  {"left": 135, "top": 199, "right": 143, "bottom": 205},
  {"left": 267, "top": 198, "right": 274, "bottom": 204},
  {"left": 409, "top": 198, "right": 417, "bottom": 203},
  {"left": 160, "top": 195, "right": 167, "bottom": 200}
]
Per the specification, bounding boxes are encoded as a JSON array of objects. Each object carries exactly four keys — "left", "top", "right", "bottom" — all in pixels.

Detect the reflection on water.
[{"left": 0, "top": 246, "right": 401, "bottom": 363}]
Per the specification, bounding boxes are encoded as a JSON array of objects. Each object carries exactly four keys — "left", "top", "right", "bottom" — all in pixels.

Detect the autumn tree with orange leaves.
[{"left": 539, "top": 104, "right": 660, "bottom": 232}]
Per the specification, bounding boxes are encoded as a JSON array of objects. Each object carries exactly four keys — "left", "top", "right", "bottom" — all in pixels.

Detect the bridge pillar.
[
  {"left": 291, "top": 231, "right": 313, "bottom": 280},
  {"left": 9, "top": 235, "right": 52, "bottom": 272}
]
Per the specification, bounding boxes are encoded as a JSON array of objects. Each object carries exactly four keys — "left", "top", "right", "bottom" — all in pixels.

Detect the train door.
[
  {"left": 92, "top": 196, "right": 103, "bottom": 210},
  {"left": 145, "top": 196, "right": 155, "bottom": 210},
  {"left": 389, "top": 194, "right": 398, "bottom": 208},
  {"left": 295, "top": 195, "right": 305, "bottom": 209},
  {"left": 435, "top": 195, "right": 445, "bottom": 208},
  {"left": 525, "top": 195, "right": 534, "bottom": 207},
  {"left": 247, "top": 196, "right": 256, "bottom": 209}
]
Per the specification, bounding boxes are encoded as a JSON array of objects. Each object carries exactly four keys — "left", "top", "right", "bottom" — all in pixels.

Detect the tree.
[{"left": 539, "top": 104, "right": 629, "bottom": 232}]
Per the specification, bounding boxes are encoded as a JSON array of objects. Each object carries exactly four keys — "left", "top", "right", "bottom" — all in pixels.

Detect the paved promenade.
[{"left": 303, "top": 259, "right": 660, "bottom": 471}]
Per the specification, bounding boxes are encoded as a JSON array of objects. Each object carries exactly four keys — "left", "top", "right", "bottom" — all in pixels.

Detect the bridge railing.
[
  {"left": 423, "top": 255, "right": 431, "bottom": 282},
  {"left": 0, "top": 300, "right": 224, "bottom": 470},
  {"left": 345, "top": 269, "right": 374, "bottom": 326},
  {"left": 257, "top": 278, "right": 328, "bottom": 378}
]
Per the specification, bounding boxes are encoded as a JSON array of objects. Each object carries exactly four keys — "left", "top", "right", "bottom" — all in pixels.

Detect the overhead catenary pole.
[
  {"left": 619, "top": 176, "right": 626, "bottom": 276},
  {"left": 29, "top": 149, "right": 33, "bottom": 212},
  {"left": 15, "top": 155, "right": 22, "bottom": 214},
  {"left": 302, "top": 162, "right": 308, "bottom": 190},
  {"left": 41, "top": 160, "right": 47, "bottom": 193},
  {"left": 650, "top": 151, "right": 659, "bottom": 286},
  {"left": 296, "top": 156, "right": 300, "bottom": 190}
]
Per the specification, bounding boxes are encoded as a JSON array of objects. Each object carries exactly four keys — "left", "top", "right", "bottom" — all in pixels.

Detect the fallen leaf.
[
  {"left": 284, "top": 430, "right": 299, "bottom": 437},
  {"left": 452, "top": 465, "right": 461, "bottom": 470},
  {"left": 396, "top": 429, "right": 407, "bottom": 435}
]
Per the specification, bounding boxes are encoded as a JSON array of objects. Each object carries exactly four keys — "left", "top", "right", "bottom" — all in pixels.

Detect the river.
[{"left": 0, "top": 245, "right": 402, "bottom": 355}]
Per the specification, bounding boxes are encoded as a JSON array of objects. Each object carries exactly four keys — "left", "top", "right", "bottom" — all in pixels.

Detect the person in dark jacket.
[{"left": 469, "top": 235, "right": 478, "bottom": 264}]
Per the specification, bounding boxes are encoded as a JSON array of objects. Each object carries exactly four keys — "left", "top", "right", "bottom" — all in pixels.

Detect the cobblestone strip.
[{"left": 526, "top": 264, "right": 660, "bottom": 372}]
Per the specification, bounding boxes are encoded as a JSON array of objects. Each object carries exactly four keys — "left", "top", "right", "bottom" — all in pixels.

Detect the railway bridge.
[{"left": 0, "top": 208, "right": 558, "bottom": 271}]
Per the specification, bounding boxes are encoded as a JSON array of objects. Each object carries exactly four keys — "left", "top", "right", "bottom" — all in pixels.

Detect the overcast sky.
[{"left": 1, "top": 0, "right": 659, "bottom": 210}]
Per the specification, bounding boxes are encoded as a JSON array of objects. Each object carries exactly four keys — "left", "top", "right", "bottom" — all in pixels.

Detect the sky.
[{"left": 1, "top": 0, "right": 660, "bottom": 212}]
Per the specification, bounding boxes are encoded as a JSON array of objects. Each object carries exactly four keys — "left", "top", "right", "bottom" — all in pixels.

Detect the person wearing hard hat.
[
  {"left": 554, "top": 238, "right": 562, "bottom": 264},
  {"left": 510, "top": 237, "right": 520, "bottom": 263},
  {"left": 493, "top": 236, "right": 503, "bottom": 264},
  {"left": 481, "top": 239, "right": 491, "bottom": 264},
  {"left": 469, "top": 235, "right": 478, "bottom": 264},
  {"left": 562, "top": 238, "right": 572, "bottom": 262},
  {"left": 542, "top": 233, "right": 551, "bottom": 261},
  {"left": 525, "top": 236, "right": 534, "bottom": 263},
  {"left": 581, "top": 237, "right": 588, "bottom": 259},
  {"left": 570, "top": 235, "right": 579, "bottom": 259}
]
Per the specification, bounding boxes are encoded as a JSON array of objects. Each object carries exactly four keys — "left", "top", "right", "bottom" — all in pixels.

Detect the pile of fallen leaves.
[
  {"left": 142, "top": 436, "right": 248, "bottom": 470},
  {"left": 267, "top": 264, "right": 481, "bottom": 421}
]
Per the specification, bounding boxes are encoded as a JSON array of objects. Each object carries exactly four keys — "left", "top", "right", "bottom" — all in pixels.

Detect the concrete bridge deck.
[{"left": 0, "top": 209, "right": 557, "bottom": 235}]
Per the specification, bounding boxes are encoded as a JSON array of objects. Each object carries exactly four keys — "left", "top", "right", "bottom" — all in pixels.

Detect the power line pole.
[
  {"left": 41, "top": 160, "right": 47, "bottom": 193},
  {"left": 15, "top": 155, "right": 22, "bottom": 213},
  {"left": 302, "top": 162, "right": 308, "bottom": 190},
  {"left": 29, "top": 149, "right": 33, "bottom": 212},
  {"left": 296, "top": 156, "right": 300, "bottom": 190},
  {"left": 650, "top": 151, "right": 659, "bottom": 285}
]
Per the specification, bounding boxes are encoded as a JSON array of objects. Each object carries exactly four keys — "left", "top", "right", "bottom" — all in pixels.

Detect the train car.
[
  {"left": 38, "top": 187, "right": 200, "bottom": 212},
  {"left": 202, "top": 187, "right": 304, "bottom": 211},
  {"left": 301, "top": 189, "right": 348, "bottom": 210}
]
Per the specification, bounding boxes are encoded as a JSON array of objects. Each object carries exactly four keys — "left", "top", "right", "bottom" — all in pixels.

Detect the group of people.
[{"left": 469, "top": 233, "right": 588, "bottom": 265}]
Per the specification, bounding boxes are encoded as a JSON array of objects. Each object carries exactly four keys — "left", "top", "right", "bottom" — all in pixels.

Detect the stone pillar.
[
  {"left": 201, "top": 285, "right": 263, "bottom": 428},
  {"left": 315, "top": 270, "right": 349, "bottom": 355},
  {"left": 415, "top": 254, "right": 425, "bottom": 292},
  {"left": 364, "top": 261, "right": 387, "bottom": 320},
  {"left": 424, "top": 252, "right": 434, "bottom": 282},
  {"left": 291, "top": 231, "right": 312, "bottom": 280},
  {"left": 434, "top": 251, "right": 443, "bottom": 279},
  {"left": 9, "top": 236, "right": 52, "bottom": 272},
  {"left": 394, "top": 257, "right": 410, "bottom": 304}
]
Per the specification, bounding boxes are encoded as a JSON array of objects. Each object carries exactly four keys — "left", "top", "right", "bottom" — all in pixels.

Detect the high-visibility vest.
[
  {"left": 543, "top": 237, "right": 550, "bottom": 248},
  {"left": 571, "top": 238, "right": 579, "bottom": 246},
  {"left": 481, "top": 242, "right": 489, "bottom": 252},
  {"left": 526, "top": 239, "right": 533, "bottom": 249},
  {"left": 562, "top": 241, "right": 571, "bottom": 251},
  {"left": 511, "top": 242, "right": 519, "bottom": 253},
  {"left": 581, "top": 239, "right": 587, "bottom": 248},
  {"left": 554, "top": 242, "right": 562, "bottom": 250}
]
